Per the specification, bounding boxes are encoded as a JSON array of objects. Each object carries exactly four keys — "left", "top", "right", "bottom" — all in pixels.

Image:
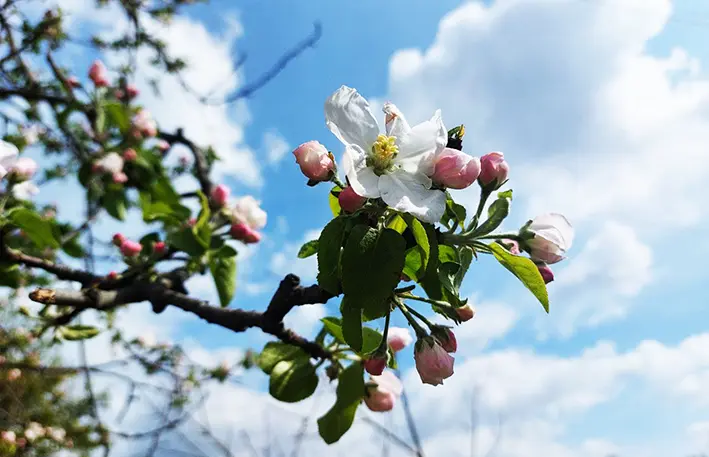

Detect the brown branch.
[
  {"left": 158, "top": 128, "right": 212, "bottom": 197},
  {"left": 2, "top": 247, "right": 100, "bottom": 285},
  {"left": 27, "top": 274, "right": 334, "bottom": 360},
  {"left": 0, "top": 86, "right": 74, "bottom": 104}
]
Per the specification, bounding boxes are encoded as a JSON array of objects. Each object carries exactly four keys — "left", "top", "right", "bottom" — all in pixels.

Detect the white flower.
[
  {"left": 524, "top": 213, "right": 574, "bottom": 264},
  {"left": 324, "top": 86, "right": 447, "bottom": 223},
  {"left": 0, "top": 140, "right": 19, "bottom": 179},
  {"left": 12, "top": 181, "right": 40, "bottom": 200},
  {"left": 24, "top": 422, "right": 45, "bottom": 441},
  {"left": 370, "top": 370, "right": 403, "bottom": 396},
  {"left": 230, "top": 196, "right": 267, "bottom": 230},
  {"left": 46, "top": 427, "right": 66, "bottom": 442},
  {"left": 95, "top": 152, "right": 124, "bottom": 174}
]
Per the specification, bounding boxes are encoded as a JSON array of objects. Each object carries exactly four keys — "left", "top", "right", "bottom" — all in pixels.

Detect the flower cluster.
[{"left": 0, "top": 140, "right": 39, "bottom": 200}]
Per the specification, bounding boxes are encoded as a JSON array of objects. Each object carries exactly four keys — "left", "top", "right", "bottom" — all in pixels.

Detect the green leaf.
[
  {"left": 402, "top": 215, "right": 430, "bottom": 275},
  {"left": 321, "top": 317, "right": 346, "bottom": 344},
  {"left": 402, "top": 246, "right": 424, "bottom": 281},
  {"left": 341, "top": 226, "right": 405, "bottom": 319},
  {"left": 442, "top": 197, "right": 467, "bottom": 229},
  {"left": 8, "top": 208, "right": 59, "bottom": 248},
  {"left": 139, "top": 191, "right": 191, "bottom": 225},
  {"left": 472, "top": 192, "right": 511, "bottom": 237},
  {"left": 329, "top": 186, "right": 342, "bottom": 217},
  {"left": 0, "top": 263, "right": 21, "bottom": 287},
  {"left": 208, "top": 245, "right": 237, "bottom": 307},
  {"left": 193, "top": 191, "right": 212, "bottom": 247},
  {"left": 341, "top": 300, "right": 363, "bottom": 352},
  {"left": 269, "top": 359, "right": 318, "bottom": 403},
  {"left": 103, "top": 100, "right": 130, "bottom": 132},
  {"left": 60, "top": 325, "right": 100, "bottom": 341},
  {"left": 387, "top": 215, "right": 407, "bottom": 234},
  {"left": 103, "top": 189, "right": 127, "bottom": 221},
  {"left": 167, "top": 227, "right": 207, "bottom": 257},
  {"left": 298, "top": 240, "right": 319, "bottom": 259},
  {"left": 258, "top": 342, "right": 309, "bottom": 374},
  {"left": 317, "top": 362, "right": 364, "bottom": 444},
  {"left": 321, "top": 317, "right": 383, "bottom": 354},
  {"left": 317, "top": 217, "right": 347, "bottom": 295},
  {"left": 489, "top": 242, "right": 550, "bottom": 312},
  {"left": 455, "top": 246, "right": 474, "bottom": 289}
]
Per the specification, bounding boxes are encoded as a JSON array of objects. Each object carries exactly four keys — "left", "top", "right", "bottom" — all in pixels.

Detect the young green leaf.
[
  {"left": 208, "top": 246, "right": 237, "bottom": 307},
  {"left": 269, "top": 359, "right": 319, "bottom": 403},
  {"left": 402, "top": 215, "right": 430, "bottom": 274},
  {"left": 8, "top": 208, "right": 59, "bottom": 249},
  {"left": 317, "top": 362, "right": 364, "bottom": 444},
  {"left": 341, "top": 226, "right": 405, "bottom": 319},
  {"left": 386, "top": 215, "right": 407, "bottom": 234},
  {"left": 258, "top": 342, "right": 310, "bottom": 374},
  {"left": 489, "top": 242, "right": 550, "bottom": 312},
  {"left": 341, "top": 300, "right": 363, "bottom": 352},
  {"left": 103, "top": 100, "right": 130, "bottom": 133},
  {"left": 60, "top": 325, "right": 100, "bottom": 341},
  {"left": 471, "top": 192, "right": 511, "bottom": 237},
  {"left": 167, "top": 227, "right": 207, "bottom": 257},
  {"left": 298, "top": 239, "right": 319, "bottom": 259},
  {"left": 317, "top": 216, "right": 347, "bottom": 295},
  {"left": 329, "top": 186, "right": 342, "bottom": 217}
]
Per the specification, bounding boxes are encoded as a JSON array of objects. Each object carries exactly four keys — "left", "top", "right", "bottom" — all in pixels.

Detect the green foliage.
[
  {"left": 297, "top": 239, "right": 319, "bottom": 258},
  {"left": 208, "top": 245, "right": 238, "bottom": 307},
  {"left": 489, "top": 242, "right": 550, "bottom": 312},
  {"left": 317, "top": 362, "right": 364, "bottom": 444},
  {"left": 317, "top": 216, "right": 347, "bottom": 295},
  {"left": 7, "top": 208, "right": 59, "bottom": 249}
]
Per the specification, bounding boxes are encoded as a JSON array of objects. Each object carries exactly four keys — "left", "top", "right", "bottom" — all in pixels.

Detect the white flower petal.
[
  {"left": 97, "top": 152, "right": 124, "bottom": 174},
  {"left": 325, "top": 86, "right": 380, "bottom": 149},
  {"left": 0, "top": 140, "right": 19, "bottom": 169},
  {"left": 12, "top": 181, "right": 40, "bottom": 200},
  {"left": 528, "top": 213, "right": 575, "bottom": 251},
  {"left": 395, "top": 110, "right": 447, "bottom": 175},
  {"left": 342, "top": 144, "right": 381, "bottom": 198},
  {"left": 378, "top": 168, "right": 446, "bottom": 224},
  {"left": 370, "top": 370, "right": 403, "bottom": 397},
  {"left": 383, "top": 102, "right": 410, "bottom": 138}
]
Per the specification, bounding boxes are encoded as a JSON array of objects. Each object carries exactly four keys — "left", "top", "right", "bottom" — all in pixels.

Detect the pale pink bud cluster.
[
  {"left": 363, "top": 370, "right": 403, "bottom": 413},
  {"left": 132, "top": 109, "right": 157, "bottom": 138},
  {"left": 114, "top": 234, "right": 142, "bottom": 257},
  {"left": 478, "top": 152, "right": 509, "bottom": 188},
  {"left": 88, "top": 60, "right": 110, "bottom": 87},
  {"left": 156, "top": 140, "right": 170, "bottom": 152},
  {"left": 229, "top": 196, "right": 267, "bottom": 244},
  {"left": 292, "top": 141, "right": 335, "bottom": 182},
  {"left": 0, "top": 140, "right": 38, "bottom": 182},
  {"left": 123, "top": 148, "right": 138, "bottom": 162},
  {"left": 414, "top": 338, "right": 454, "bottom": 386},
  {"left": 126, "top": 84, "right": 139, "bottom": 99},
  {"left": 210, "top": 184, "right": 230, "bottom": 207},
  {"left": 338, "top": 186, "right": 366, "bottom": 213},
  {"left": 153, "top": 241, "right": 167, "bottom": 255},
  {"left": 46, "top": 427, "right": 66, "bottom": 442},
  {"left": 24, "top": 422, "right": 44, "bottom": 442},
  {"left": 387, "top": 327, "right": 413, "bottom": 352},
  {"left": 94, "top": 152, "right": 127, "bottom": 184},
  {"left": 431, "top": 148, "right": 481, "bottom": 189},
  {"left": 1, "top": 430, "right": 16, "bottom": 444}
]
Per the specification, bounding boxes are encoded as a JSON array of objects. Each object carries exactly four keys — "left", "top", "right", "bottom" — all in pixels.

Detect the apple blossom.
[
  {"left": 478, "top": 152, "right": 509, "bottom": 188},
  {"left": 7, "top": 368, "right": 21, "bottom": 381},
  {"left": 123, "top": 148, "right": 138, "bottom": 161},
  {"left": 112, "top": 172, "right": 128, "bottom": 184},
  {"left": 523, "top": 213, "right": 574, "bottom": 264},
  {"left": 536, "top": 262, "right": 554, "bottom": 284},
  {"left": 126, "top": 84, "right": 139, "bottom": 98},
  {"left": 363, "top": 354, "right": 387, "bottom": 376},
  {"left": 153, "top": 241, "right": 167, "bottom": 255},
  {"left": 112, "top": 233, "right": 126, "bottom": 246},
  {"left": 210, "top": 184, "right": 230, "bottom": 207},
  {"left": 363, "top": 370, "right": 403, "bottom": 413},
  {"left": 430, "top": 147, "right": 481, "bottom": 189},
  {"left": 325, "top": 86, "right": 447, "bottom": 223},
  {"left": 120, "top": 240, "right": 142, "bottom": 257},
  {"left": 414, "top": 337, "right": 454, "bottom": 386},
  {"left": 133, "top": 109, "right": 157, "bottom": 137},
  {"left": 12, "top": 181, "right": 39, "bottom": 200},
  {"left": 230, "top": 196, "right": 267, "bottom": 231},
  {"left": 455, "top": 304, "right": 475, "bottom": 322},
  {"left": 95, "top": 152, "right": 124, "bottom": 175},
  {"left": 230, "top": 222, "right": 261, "bottom": 244},
  {"left": 156, "top": 140, "right": 170, "bottom": 152},
  {"left": 24, "top": 422, "right": 44, "bottom": 442},
  {"left": 387, "top": 327, "right": 413, "bottom": 352},
  {"left": 292, "top": 140, "right": 334, "bottom": 181},
  {"left": 338, "top": 186, "right": 366, "bottom": 213},
  {"left": 1, "top": 431, "right": 16, "bottom": 444},
  {"left": 88, "top": 60, "right": 109, "bottom": 87}
]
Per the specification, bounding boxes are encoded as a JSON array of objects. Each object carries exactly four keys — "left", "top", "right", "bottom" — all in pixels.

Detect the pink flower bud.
[
  {"left": 524, "top": 213, "right": 574, "bottom": 265},
  {"left": 431, "top": 148, "right": 481, "bottom": 189},
  {"left": 437, "top": 328, "right": 457, "bottom": 353},
  {"left": 231, "top": 222, "right": 261, "bottom": 244},
  {"left": 364, "top": 355, "right": 387, "bottom": 376},
  {"left": 187, "top": 217, "right": 196, "bottom": 227},
  {"left": 67, "top": 76, "right": 80, "bottom": 88},
  {"left": 387, "top": 327, "right": 413, "bottom": 352},
  {"left": 414, "top": 338, "right": 454, "bottom": 386},
  {"left": 112, "top": 172, "right": 128, "bottom": 183},
  {"left": 126, "top": 84, "right": 139, "bottom": 99},
  {"left": 501, "top": 239, "right": 520, "bottom": 255},
  {"left": 119, "top": 240, "right": 142, "bottom": 257},
  {"left": 455, "top": 304, "right": 475, "bottom": 322},
  {"left": 122, "top": 148, "right": 137, "bottom": 161},
  {"left": 153, "top": 241, "right": 166, "bottom": 255},
  {"left": 536, "top": 263, "right": 554, "bottom": 284},
  {"left": 478, "top": 152, "right": 509, "bottom": 187},
  {"left": 16, "top": 437, "right": 26, "bottom": 447},
  {"left": 88, "top": 60, "right": 109, "bottom": 87},
  {"left": 114, "top": 89, "right": 124, "bottom": 99},
  {"left": 7, "top": 368, "right": 21, "bottom": 381},
  {"left": 363, "top": 371, "right": 402, "bottom": 413},
  {"left": 112, "top": 233, "right": 126, "bottom": 246},
  {"left": 9, "top": 157, "right": 38, "bottom": 180},
  {"left": 338, "top": 186, "right": 366, "bottom": 213},
  {"left": 156, "top": 140, "right": 170, "bottom": 152},
  {"left": 210, "top": 184, "right": 230, "bottom": 207},
  {"left": 292, "top": 141, "right": 334, "bottom": 181},
  {"left": 107, "top": 271, "right": 118, "bottom": 280}
]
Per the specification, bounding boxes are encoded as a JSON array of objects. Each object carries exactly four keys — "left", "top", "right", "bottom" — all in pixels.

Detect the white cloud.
[{"left": 263, "top": 130, "right": 291, "bottom": 165}]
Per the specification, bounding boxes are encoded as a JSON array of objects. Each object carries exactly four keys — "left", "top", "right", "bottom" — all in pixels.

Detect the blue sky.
[{"left": 13, "top": 0, "right": 709, "bottom": 456}]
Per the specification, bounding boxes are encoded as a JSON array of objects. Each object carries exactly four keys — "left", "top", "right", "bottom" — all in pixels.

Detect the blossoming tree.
[{"left": 0, "top": 0, "right": 574, "bottom": 453}]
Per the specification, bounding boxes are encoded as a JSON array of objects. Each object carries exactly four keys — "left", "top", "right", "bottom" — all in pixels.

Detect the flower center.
[{"left": 368, "top": 134, "right": 398, "bottom": 174}]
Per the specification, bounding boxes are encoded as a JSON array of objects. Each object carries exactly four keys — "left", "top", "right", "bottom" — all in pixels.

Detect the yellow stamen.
[{"left": 372, "top": 134, "right": 398, "bottom": 161}]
